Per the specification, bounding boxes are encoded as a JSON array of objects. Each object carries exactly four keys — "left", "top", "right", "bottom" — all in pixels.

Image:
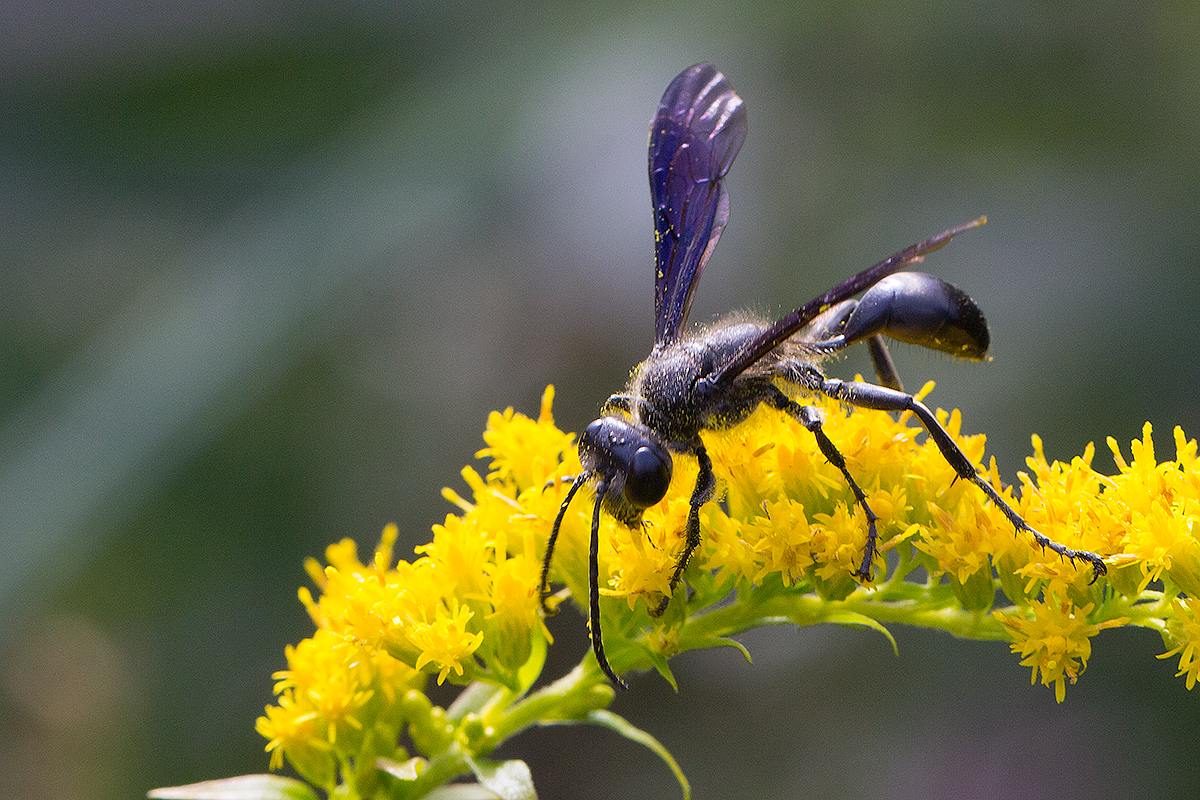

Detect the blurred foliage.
[{"left": 1, "top": 2, "right": 1198, "bottom": 800}]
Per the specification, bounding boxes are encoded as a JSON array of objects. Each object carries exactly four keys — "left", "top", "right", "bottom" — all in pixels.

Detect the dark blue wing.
[
  {"left": 650, "top": 64, "right": 747, "bottom": 345},
  {"left": 704, "top": 217, "right": 987, "bottom": 389}
]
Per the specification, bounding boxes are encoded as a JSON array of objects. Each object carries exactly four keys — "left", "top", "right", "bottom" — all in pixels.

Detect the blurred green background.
[{"left": 2, "top": 2, "right": 1198, "bottom": 799}]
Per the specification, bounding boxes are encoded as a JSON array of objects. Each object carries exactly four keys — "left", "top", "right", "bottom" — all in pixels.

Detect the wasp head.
[{"left": 578, "top": 416, "right": 673, "bottom": 526}]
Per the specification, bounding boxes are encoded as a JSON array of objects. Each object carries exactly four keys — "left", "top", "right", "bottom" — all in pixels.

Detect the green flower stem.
[
  {"left": 391, "top": 665, "right": 613, "bottom": 799},
  {"left": 678, "top": 590, "right": 1009, "bottom": 647},
  {"left": 446, "top": 681, "right": 510, "bottom": 722},
  {"left": 402, "top": 746, "right": 470, "bottom": 800},
  {"left": 1101, "top": 592, "right": 1171, "bottom": 631},
  {"left": 488, "top": 662, "right": 613, "bottom": 745}
]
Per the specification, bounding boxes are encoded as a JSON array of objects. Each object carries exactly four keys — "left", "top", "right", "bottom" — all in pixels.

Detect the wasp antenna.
[{"left": 540, "top": 473, "right": 588, "bottom": 614}]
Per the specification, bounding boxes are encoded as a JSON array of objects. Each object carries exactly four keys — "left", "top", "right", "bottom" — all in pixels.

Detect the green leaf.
[
  {"left": 463, "top": 756, "right": 538, "bottom": 800},
  {"left": 711, "top": 635, "right": 754, "bottom": 664},
  {"left": 586, "top": 710, "right": 690, "bottom": 800},
  {"left": 516, "top": 624, "right": 548, "bottom": 694},
  {"left": 670, "top": 632, "right": 754, "bottom": 665},
  {"left": 644, "top": 647, "right": 679, "bottom": 692},
  {"left": 147, "top": 775, "right": 319, "bottom": 800},
  {"left": 823, "top": 610, "right": 899, "bottom": 655}
]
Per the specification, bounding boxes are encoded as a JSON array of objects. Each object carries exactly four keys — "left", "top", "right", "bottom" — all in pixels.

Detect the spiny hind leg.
[
  {"left": 766, "top": 386, "right": 881, "bottom": 580},
  {"left": 818, "top": 377, "right": 1106, "bottom": 581}
]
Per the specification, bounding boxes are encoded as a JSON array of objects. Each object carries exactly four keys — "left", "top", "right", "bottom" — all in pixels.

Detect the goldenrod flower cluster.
[{"left": 236, "top": 385, "right": 1198, "bottom": 799}]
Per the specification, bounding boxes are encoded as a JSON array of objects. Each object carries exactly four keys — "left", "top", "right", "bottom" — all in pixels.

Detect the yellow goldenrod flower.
[
  {"left": 746, "top": 497, "right": 817, "bottom": 587},
  {"left": 476, "top": 384, "right": 576, "bottom": 491},
  {"left": 228, "top": 386, "right": 1199, "bottom": 800},
  {"left": 1159, "top": 597, "right": 1200, "bottom": 689},
  {"left": 996, "top": 596, "right": 1129, "bottom": 703},
  {"left": 256, "top": 693, "right": 320, "bottom": 771},
  {"left": 408, "top": 599, "right": 485, "bottom": 685}
]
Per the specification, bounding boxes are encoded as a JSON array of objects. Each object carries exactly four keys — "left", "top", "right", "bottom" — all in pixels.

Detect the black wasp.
[{"left": 539, "top": 63, "right": 1106, "bottom": 688}]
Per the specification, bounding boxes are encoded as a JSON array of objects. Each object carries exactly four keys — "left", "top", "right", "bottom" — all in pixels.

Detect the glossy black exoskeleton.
[{"left": 539, "top": 63, "right": 1106, "bottom": 688}]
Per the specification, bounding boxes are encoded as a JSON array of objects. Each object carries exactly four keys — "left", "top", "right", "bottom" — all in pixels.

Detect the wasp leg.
[
  {"left": 866, "top": 335, "right": 903, "bottom": 392},
  {"left": 820, "top": 377, "right": 1107, "bottom": 581},
  {"left": 651, "top": 444, "right": 715, "bottom": 617},
  {"left": 766, "top": 387, "right": 881, "bottom": 580}
]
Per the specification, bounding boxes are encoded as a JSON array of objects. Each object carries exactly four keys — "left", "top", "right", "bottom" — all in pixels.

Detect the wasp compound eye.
[{"left": 626, "top": 445, "right": 672, "bottom": 508}]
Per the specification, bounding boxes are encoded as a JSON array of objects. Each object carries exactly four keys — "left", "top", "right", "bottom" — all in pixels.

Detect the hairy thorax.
[{"left": 624, "top": 320, "right": 773, "bottom": 443}]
